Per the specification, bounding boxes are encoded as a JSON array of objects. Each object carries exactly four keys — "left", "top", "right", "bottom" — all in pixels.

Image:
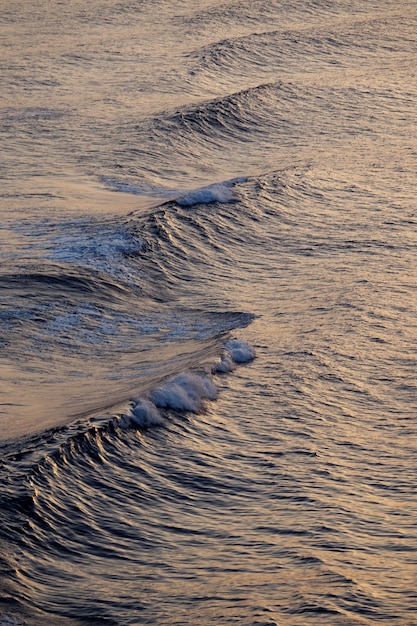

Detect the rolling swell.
[
  {"left": 175, "top": 0, "right": 342, "bottom": 36},
  {"left": 0, "top": 169, "right": 259, "bottom": 621},
  {"left": 187, "top": 14, "right": 413, "bottom": 85},
  {"left": 0, "top": 180, "right": 256, "bottom": 447},
  {"left": 150, "top": 82, "right": 289, "bottom": 145},
  {"left": 5, "top": 0, "right": 416, "bottom": 622},
  {"left": 0, "top": 265, "right": 131, "bottom": 303},
  {"left": 119, "top": 73, "right": 415, "bottom": 193},
  {"left": 186, "top": 29, "right": 354, "bottom": 91},
  {"left": 0, "top": 332, "right": 256, "bottom": 624}
]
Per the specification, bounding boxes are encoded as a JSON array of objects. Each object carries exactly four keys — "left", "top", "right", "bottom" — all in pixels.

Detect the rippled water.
[{"left": 1, "top": 1, "right": 417, "bottom": 624}]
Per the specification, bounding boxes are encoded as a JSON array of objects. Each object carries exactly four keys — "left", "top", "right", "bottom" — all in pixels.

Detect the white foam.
[
  {"left": 51, "top": 226, "right": 142, "bottom": 264},
  {"left": 150, "top": 372, "right": 218, "bottom": 412},
  {"left": 118, "top": 343, "right": 254, "bottom": 430},
  {"left": 130, "top": 399, "right": 164, "bottom": 427},
  {"left": 225, "top": 338, "right": 255, "bottom": 363},
  {"left": 0, "top": 617, "right": 23, "bottom": 626},
  {"left": 103, "top": 176, "right": 248, "bottom": 208},
  {"left": 177, "top": 177, "right": 247, "bottom": 207},
  {"left": 213, "top": 353, "right": 236, "bottom": 373}
]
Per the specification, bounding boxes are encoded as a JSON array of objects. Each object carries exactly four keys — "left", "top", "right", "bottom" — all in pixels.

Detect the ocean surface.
[{"left": 1, "top": 1, "right": 417, "bottom": 624}]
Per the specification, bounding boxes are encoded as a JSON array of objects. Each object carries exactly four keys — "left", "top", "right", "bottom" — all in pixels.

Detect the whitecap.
[
  {"left": 176, "top": 177, "right": 247, "bottom": 207},
  {"left": 130, "top": 399, "right": 164, "bottom": 427},
  {"left": 103, "top": 176, "right": 247, "bottom": 208},
  {"left": 225, "top": 338, "right": 255, "bottom": 363},
  {"left": 213, "top": 353, "right": 236, "bottom": 373},
  {"left": 150, "top": 372, "right": 218, "bottom": 412}
]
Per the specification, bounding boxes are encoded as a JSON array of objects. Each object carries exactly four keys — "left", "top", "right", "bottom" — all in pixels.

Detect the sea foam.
[
  {"left": 213, "top": 353, "right": 236, "bottom": 373},
  {"left": 122, "top": 339, "right": 255, "bottom": 430},
  {"left": 103, "top": 176, "right": 247, "bottom": 208},
  {"left": 177, "top": 177, "right": 247, "bottom": 207},
  {"left": 224, "top": 338, "right": 256, "bottom": 363},
  {"left": 0, "top": 617, "right": 23, "bottom": 626},
  {"left": 130, "top": 398, "right": 164, "bottom": 427},
  {"left": 150, "top": 372, "right": 218, "bottom": 412}
]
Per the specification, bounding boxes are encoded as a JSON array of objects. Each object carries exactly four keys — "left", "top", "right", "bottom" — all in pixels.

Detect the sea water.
[{"left": 1, "top": 1, "right": 417, "bottom": 624}]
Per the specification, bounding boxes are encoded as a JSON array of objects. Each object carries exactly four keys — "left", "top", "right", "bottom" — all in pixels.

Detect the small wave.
[
  {"left": 123, "top": 338, "right": 256, "bottom": 427},
  {"left": 128, "top": 399, "right": 165, "bottom": 428},
  {"left": 106, "top": 177, "right": 248, "bottom": 208},
  {"left": 0, "top": 266, "right": 130, "bottom": 302},
  {"left": 212, "top": 339, "right": 255, "bottom": 372},
  {"left": 149, "top": 371, "right": 218, "bottom": 413},
  {"left": 224, "top": 338, "right": 256, "bottom": 363},
  {"left": 0, "top": 336, "right": 256, "bottom": 494},
  {"left": 155, "top": 81, "right": 281, "bottom": 138},
  {"left": 188, "top": 25, "right": 362, "bottom": 82},
  {"left": 127, "top": 338, "right": 255, "bottom": 422},
  {"left": 176, "top": 177, "right": 247, "bottom": 207}
]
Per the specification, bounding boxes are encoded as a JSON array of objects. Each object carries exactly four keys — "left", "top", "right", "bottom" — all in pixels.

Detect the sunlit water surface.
[{"left": 1, "top": 1, "right": 417, "bottom": 624}]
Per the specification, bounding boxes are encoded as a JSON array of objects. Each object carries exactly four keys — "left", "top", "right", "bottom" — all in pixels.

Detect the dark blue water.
[{"left": 1, "top": 1, "right": 417, "bottom": 624}]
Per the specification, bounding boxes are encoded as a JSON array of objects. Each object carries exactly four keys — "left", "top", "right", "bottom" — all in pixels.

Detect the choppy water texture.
[{"left": 1, "top": 1, "right": 417, "bottom": 624}]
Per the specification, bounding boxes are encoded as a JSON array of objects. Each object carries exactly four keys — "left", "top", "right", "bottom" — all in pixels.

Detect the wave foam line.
[
  {"left": 176, "top": 177, "right": 247, "bottom": 207},
  {"left": 105, "top": 176, "right": 247, "bottom": 208},
  {"left": 125, "top": 339, "right": 255, "bottom": 428},
  {"left": 150, "top": 371, "right": 218, "bottom": 413},
  {"left": 224, "top": 338, "right": 256, "bottom": 363}
]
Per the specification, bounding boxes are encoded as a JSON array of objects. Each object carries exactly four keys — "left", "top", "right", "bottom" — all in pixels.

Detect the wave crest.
[{"left": 150, "top": 371, "right": 218, "bottom": 413}]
